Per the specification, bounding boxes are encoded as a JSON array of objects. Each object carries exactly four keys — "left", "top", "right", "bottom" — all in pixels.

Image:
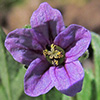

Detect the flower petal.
[
  {"left": 30, "top": 2, "right": 65, "bottom": 43},
  {"left": 5, "top": 28, "right": 48, "bottom": 65},
  {"left": 24, "top": 58, "right": 54, "bottom": 97},
  {"left": 49, "top": 60, "right": 84, "bottom": 96},
  {"left": 54, "top": 24, "right": 91, "bottom": 62}
]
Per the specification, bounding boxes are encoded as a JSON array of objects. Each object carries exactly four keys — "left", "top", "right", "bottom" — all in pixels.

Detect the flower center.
[{"left": 43, "top": 44, "right": 65, "bottom": 66}]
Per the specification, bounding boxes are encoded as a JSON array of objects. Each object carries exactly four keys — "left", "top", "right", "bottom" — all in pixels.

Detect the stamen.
[
  {"left": 43, "top": 49, "right": 48, "bottom": 56},
  {"left": 52, "top": 59, "right": 58, "bottom": 66},
  {"left": 43, "top": 44, "right": 65, "bottom": 66}
]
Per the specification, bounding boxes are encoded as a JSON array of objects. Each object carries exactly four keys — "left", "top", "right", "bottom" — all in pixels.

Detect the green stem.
[
  {"left": 72, "top": 95, "right": 77, "bottom": 100},
  {"left": 42, "top": 94, "right": 46, "bottom": 100}
]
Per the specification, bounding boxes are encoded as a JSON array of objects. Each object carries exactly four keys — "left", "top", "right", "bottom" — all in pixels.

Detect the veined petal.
[
  {"left": 49, "top": 60, "right": 84, "bottom": 96},
  {"left": 5, "top": 28, "right": 48, "bottom": 65},
  {"left": 24, "top": 58, "right": 54, "bottom": 97},
  {"left": 30, "top": 2, "right": 65, "bottom": 43},
  {"left": 54, "top": 24, "right": 91, "bottom": 63}
]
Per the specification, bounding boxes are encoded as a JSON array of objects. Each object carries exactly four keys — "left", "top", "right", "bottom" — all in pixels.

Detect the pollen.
[
  {"left": 43, "top": 44, "right": 65, "bottom": 66},
  {"left": 43, "top": 49, "right": 48, "bottom": 57},
  {"left": 52, "top": 59, "right": 58, "bottom": 66}
]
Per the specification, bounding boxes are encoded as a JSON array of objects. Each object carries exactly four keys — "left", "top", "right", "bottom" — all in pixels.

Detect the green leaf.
[
  {"left": 62, "top": 94, "right": 71, "bottom": 100},
  {"left": 91, "top": 32, "right": 100, "bottom": 100},
  {"left": 78, "top": 50, "right": 89, "bottom": 62},
  {"left": 77, "top": 70, "right": 94, "bottom": 100},
  {"left": 0, "top": 86, "right": 7, "bottom": 100},
  {"left": 0, "top": 27, "right": 12, "bottom": 100},
  {"left": 0, "top": 27, "right": 26, "bottom": 100},
  {"left": 24, "top": 25, "right": 31, "bottom": 29},
  {"left": 46, "top": 88, "right": 62, "bottom": 100},
  {"left": 46, "top": 88, "right": 71, "bottom": 100},
  {"left": 11, "top": 67, "right": 26, "bottom": 100}
]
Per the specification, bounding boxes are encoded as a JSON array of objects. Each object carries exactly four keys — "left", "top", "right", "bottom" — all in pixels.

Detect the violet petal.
[
  {"left": 24, "top": 58, "right": 54, "bottom": 97},
  {"left": 5, "top": 28, "right": 48, "bottom": 65},
  {"left": 30, "top": 2, "right": 65, "bottom": 43},
  {"left": 49, "top": 60, "right": 84, "bottom": 96},
  {"left": 54, "top": 24, "right": 91, "bottom": 63}
]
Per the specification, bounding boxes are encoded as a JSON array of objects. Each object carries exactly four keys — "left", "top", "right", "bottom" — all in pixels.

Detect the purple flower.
[{"left": 5, "top": 2, "right": 91, "bottom": 97}]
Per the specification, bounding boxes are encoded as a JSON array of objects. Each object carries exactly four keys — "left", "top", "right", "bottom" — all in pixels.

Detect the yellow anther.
[
  {"left": 43, "top": 49, "right": 48, "bottom": 57},
  {"left": 52, "top": 59, "right": 58, "bottom": 66},
  {"left": 57, "top": 51, "right": 61, "bottom": 55},
  {"left": 49, "top": 55, "right": 54, "bottom": 59},
  {"left": 51, "top": 44, "right": 55, "bottom": 48}
]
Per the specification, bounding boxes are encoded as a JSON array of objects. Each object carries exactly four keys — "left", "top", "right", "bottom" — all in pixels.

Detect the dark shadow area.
[
  {"left": 88, "top": 43, "right": 93, "bottom": 60},
  {"left": 90, "top": 79, "right": 97, "bottom": 100}
]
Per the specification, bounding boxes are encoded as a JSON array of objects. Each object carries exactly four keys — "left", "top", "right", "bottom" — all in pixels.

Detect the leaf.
[
  {"left": 0, "top": 27, "right": 12, "bottom": 100},
  {"left": 0, "top": 27, "right": 26, "bottom": 100},
  {"left": 91, "top": 32, "right": 100, "bottom": 100},
  {"left": 46, "top": 88, "right": 71, "bottom": 100},
  {"left": 24, "top": 25, "right": 31, "bottom": 29},
  {"left": 19, "top": 92, "right": 42, "bottom": 100},
  {"left": 62, "top": 94, "right": 71, "bottom": 100},
  {"left": 11, "top": 67, "right": 26, "bottom": 100},
  {"left": 46, "top": 88, "right": 62, "bottom": 100},
  {"left": 0, "top": 86, "right": 7, "bottom": 100},
  {"left": 78, "top": 50, "right": 89, "bottom": 62},
  {"left": 77, "top": 70, "right": 94, "bottom": 100}
]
